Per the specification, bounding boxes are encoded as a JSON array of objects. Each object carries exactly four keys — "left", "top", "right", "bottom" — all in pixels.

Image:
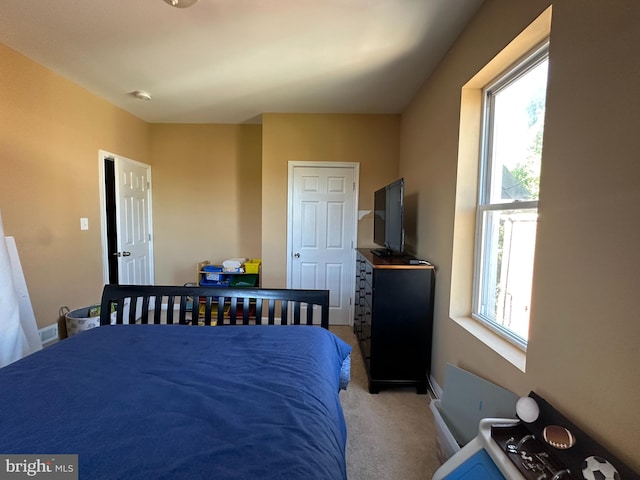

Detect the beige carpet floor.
[{"left": 330, "top": 326, "right": 442, "bottom": 480}]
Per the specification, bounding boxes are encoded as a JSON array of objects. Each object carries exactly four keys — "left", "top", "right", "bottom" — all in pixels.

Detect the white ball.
[
  {"left": 516, "top": 396, "right": 540, "bottom": 423},
  {"left": 582, "top": 456, "right": 620, "bottom": 480}
]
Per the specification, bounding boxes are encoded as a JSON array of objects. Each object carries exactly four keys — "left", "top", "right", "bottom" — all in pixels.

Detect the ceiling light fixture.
[
  {"left": 162, "top": 0, "right": 199, "bottom": 8},
  {"left": 132, "top": 90, "right": 152, "bottom": 101}
]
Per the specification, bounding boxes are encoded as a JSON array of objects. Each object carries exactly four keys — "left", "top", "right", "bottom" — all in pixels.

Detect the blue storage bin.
[{"left": 202, "top": 264, "right": 223, "bottom": 272}]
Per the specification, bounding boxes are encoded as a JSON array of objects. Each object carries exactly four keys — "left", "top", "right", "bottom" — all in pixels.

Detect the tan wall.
[
  {"left": 401, "top": 0, "right": 640, "bottom": 470},
  {"left": 150, "top": 124, "right": 262, "bottom": 284},
  {"left": 0, "top": 43, "right": 150, "bottom": 328},
  {"left": 260, "top": 113, "right": 400, "bottom": 287},
  {"left": 4, "top": 1, "right": 638, "bottom": 467}
]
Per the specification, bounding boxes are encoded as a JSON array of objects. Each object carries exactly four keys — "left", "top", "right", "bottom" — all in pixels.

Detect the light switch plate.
[{"left": 80, "top": 217, "right": 89, "bottom": 230}]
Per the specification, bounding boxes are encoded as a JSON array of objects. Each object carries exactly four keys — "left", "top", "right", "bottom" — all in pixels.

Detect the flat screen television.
[{"left": 372, "top": 178, "right": 405, "bottom": 257}]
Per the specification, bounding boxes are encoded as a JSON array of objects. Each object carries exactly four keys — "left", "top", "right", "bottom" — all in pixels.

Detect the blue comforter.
[{"left": 0, "top": 325, "right": 351, "bottom": 479}]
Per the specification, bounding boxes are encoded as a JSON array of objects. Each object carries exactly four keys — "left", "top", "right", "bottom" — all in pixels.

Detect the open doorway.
[
  {"left": 104, "top": 158, "right": 118, "bottom": 283},
  {"left": 98, "top": 150, "right": 154, "bottom": 285}
]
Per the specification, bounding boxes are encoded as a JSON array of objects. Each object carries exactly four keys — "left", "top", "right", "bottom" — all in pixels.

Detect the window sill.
[{"left": 450, "top": 315, "right": 527, "bottom": 372}]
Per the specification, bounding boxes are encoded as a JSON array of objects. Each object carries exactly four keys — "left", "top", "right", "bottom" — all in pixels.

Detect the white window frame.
[{"left": 472, "top": 41, "right": 549, "bottom": 350}]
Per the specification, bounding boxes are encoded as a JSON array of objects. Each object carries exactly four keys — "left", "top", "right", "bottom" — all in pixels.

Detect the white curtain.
[{"left": 0, "top": 211, "right": 41, "bottom": 368}]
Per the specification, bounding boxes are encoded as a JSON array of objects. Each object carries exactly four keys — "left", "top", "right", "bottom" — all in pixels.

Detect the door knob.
[
  {"left": 122, "top": 251, "right": 131, "bottom": 257},
  {"left": 293, "top": 252, "right": 300, "bottom": 258}
]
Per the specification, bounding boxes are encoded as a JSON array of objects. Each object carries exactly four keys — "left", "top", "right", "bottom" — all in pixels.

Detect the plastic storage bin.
[
  {"left": 202, "top": 264, "right": 223, "bottom": 272},
  {"left": 430, "top": 399, "right": 462, "bottom": 464},
  {"left": 200, "top": 277, "right": 229, "bottom": 287},
  {"left": 244, "top": 259, "right": 261, "bottom": 274},
  {"left": 230, "top": 274, "right": 258, "bottom": 287}
]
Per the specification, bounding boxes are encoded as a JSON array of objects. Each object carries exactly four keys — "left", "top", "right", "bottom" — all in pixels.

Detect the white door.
[
  {"left": 288, "top": 163, "right": 359, "bottom": 325},
  {"left": 99, "top": 150, "right": 154, "bottom": 286},
  {"left": 115, "top": 157, "right": 153, "bottom": 284}
]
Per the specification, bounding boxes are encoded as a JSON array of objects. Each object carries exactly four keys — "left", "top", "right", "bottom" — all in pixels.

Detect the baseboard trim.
[{"left": 429, "top": 374, "right": 443, "bottom": 399}]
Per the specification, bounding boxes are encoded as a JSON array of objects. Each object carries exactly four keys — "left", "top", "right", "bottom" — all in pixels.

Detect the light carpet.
[{"left": 331, "top": 326, "right": 442, "bottom": 480}]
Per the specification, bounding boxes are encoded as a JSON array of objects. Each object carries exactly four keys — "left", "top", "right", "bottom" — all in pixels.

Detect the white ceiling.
[{"left": 0, "top": 0, "right": 484, "bottom": 124}]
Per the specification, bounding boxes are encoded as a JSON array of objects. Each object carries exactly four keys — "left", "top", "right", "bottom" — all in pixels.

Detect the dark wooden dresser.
[{"left": 353, "top": 248, "right": 435, "bottom": 394}]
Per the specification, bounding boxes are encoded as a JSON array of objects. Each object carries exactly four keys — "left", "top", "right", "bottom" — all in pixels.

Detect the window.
[{"left": 473, "top": 42, "right": 549, "bottom": 349}]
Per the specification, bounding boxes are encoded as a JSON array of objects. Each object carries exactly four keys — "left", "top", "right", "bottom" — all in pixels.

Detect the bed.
[
  {"left": 97, "top": 284, "right": 331, "bottom": 328},
  {"left": 0, "top": 285, "right": 351, "bottom": 480}
]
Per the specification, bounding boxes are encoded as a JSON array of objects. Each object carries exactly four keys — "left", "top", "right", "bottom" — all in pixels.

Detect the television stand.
[
  {"left": 371, "top": 249, "right": 411, "bottom": 260},
  {"left": 354, "top": 248, "right": 435, "bottom": 394},
  {"left": 370, "top": 248, "right": 392, "bottom": 257}
]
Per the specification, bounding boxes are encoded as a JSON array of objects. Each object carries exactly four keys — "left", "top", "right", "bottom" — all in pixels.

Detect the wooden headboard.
[{"left": 99, "top": 284, "right": 330, "bottom": 329}]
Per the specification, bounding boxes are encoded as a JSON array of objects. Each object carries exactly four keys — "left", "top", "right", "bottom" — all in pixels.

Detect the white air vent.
[{"left": 39, "top": 323, "right": 59, "bottom": 346}]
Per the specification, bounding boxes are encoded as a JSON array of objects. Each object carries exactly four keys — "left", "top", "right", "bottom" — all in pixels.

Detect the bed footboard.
[{"left": 99, "top": 285, "right": 330, "bottom": 329}]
